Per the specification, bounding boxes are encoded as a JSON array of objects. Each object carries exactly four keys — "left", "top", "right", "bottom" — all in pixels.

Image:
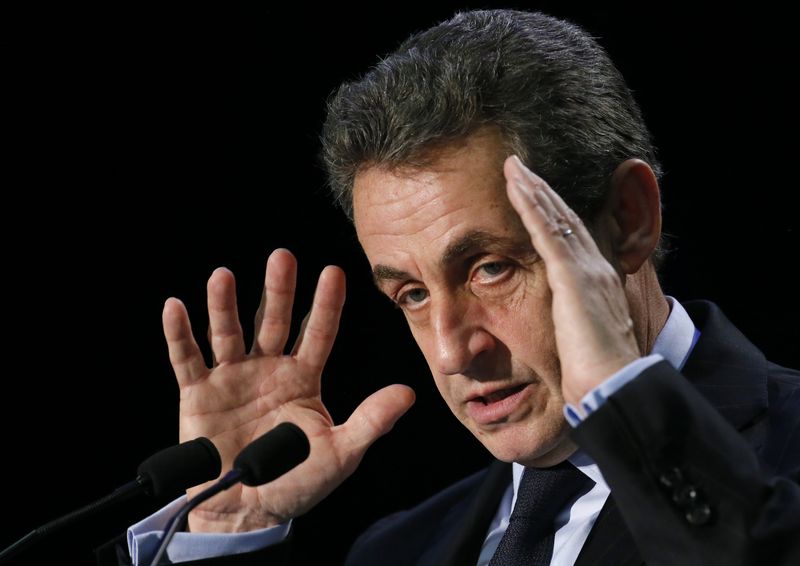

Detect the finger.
[
  {"left": 207, "top": 267, "right": 246, "bottom": 364},
  {"left": 253, "top": 249, "right": 297, "bottom": 356},
  {"left": 294, "top": 265, "right": 345, "bottom": 373},
  {"left": 504, "top": 156, "right": 593, "bottom": 263},
  {"left": 163, "top": 298, "right": 208, "bottom": 386},
  {"left": 289, "top": 311, "right": 311, "bottom": 356},
  {"left": 510, "top": 156, "right": 601, "bottom": 255},
  {"left": 252, "top": 287, "right": 265, "bottom": 344},
  {"left": 336, "top": 384, "right": 415, "bottom": 458},
  {"left": 521, "top": 163, "right": 599, "bottom": 253},
  {"left": 206, "top": 324, "right": 217, "bottom": 366}
]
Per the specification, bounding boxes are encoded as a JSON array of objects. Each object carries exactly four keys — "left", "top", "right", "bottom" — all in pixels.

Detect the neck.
[{"left": 625, "top": 262, "right": 670, "bottom": 355}]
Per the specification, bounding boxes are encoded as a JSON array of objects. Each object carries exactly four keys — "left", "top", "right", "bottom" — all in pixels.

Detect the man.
[{"left": 102, "top": 9, "right": 799, "bottom": 565}]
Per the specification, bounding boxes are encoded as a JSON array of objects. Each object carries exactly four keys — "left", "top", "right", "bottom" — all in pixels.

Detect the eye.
[
  {"left": 478, "top": 262, "right": 507, "bottom": 276},
  {"left": 470, "top": 260, "right": 514, "bottom": 287},
  {"left": 396, "top": 287, "right": 429, "bottom": 308}
]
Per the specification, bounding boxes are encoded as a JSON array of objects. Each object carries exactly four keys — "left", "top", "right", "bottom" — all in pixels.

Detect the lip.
[{"left": 465, "top": 383, "right": 535, "bottom": 425}]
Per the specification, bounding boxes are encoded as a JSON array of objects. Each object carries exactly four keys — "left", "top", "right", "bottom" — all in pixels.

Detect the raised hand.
[
  {"left": 503, "top": 156, "right": 642, "bottom": 407},
  {"left": 162, "top": 249, "right": 415, "bottom": 532}
]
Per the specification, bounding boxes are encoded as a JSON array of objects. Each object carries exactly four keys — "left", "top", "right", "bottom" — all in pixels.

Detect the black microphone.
[
  {"left": 0, "top": 437, "right": 221, "bottom": 563},
  {"left": 233, "top": 422, "right": 311, "bottom": 486},
  {"left": 149, "top": 422, "right": 310, "bottom": 566}
]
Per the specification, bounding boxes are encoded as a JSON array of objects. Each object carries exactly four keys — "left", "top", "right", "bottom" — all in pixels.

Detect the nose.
[{"left": 430, "top": 295, "right": 495, "bottom": 376}]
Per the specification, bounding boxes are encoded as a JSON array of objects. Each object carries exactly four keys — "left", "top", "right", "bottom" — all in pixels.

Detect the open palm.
[{"left": 162, "top": 249, "right": 415, "bottom": 532}]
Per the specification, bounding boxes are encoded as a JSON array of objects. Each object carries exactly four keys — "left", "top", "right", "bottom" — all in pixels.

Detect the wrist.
[
  {"left": 187, "top": 507, "right": 285, "bottom": 533},
  {"left": 561, "top": 355, "right": 639, "bottom": 406}
]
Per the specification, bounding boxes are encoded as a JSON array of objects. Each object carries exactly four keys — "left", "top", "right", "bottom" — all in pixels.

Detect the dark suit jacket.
[{"left": 98, "top": 301, "right": 800, "bottom": 565}]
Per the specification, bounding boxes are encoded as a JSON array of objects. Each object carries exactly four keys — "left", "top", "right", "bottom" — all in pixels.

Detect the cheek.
[
  {"left": 490, "top": 261, "right": 549, "bottom": 317},
  {"left": 519, "top": 292, "right": 556, "bottom": 355},
  {"left": 496, "top": 275, "right": 561, "bottom": 379}
]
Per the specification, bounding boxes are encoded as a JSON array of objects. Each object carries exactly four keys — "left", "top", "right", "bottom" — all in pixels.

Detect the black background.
[{"left": 3, "top": 3, "right": 798, "bottom": 564}]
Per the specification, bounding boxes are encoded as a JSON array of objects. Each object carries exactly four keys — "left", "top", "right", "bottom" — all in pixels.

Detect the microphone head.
[
  {"left": 137, "top": 437, "right": 222, "bottom": 498},
  {"left": 233, "top": 423, "right": 310, "bottom": 486}
]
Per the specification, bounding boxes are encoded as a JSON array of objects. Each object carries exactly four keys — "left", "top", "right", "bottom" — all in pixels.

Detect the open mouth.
[
  {"left": 476, "top": 384, "right": 528, "bottom": 405},
  {"left": 466, "top": 383, "right": 534, "bottom": 425}
]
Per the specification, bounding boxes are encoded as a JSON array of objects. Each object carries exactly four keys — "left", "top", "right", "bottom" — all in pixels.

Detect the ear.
[{"left": 607, "top": 159, "right": 662, "bottom": 274}]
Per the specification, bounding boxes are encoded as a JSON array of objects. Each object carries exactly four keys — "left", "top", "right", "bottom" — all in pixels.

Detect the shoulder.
[
  {"left": 344, "top": 465, "right": 494, "bottom": 566},
  {"left": 682, "top": 299, "right": 799, "bottom": 427}
]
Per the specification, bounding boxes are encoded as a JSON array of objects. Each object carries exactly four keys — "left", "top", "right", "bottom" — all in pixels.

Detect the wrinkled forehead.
[
  {"left": 351, "top": 130, "right": 531, "bottom": 268},
  {"left": 352, "top": 129, "right": 512, "bottom": 237}
]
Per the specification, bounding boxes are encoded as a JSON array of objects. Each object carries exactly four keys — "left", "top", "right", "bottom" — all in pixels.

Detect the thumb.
[{"left": 336, "top": 384, "right": 416, "bottom": 460}]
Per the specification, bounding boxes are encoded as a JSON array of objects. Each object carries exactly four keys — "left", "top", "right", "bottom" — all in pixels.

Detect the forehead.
[{"left": 352, "top": 129, "right": 526, "bottom": 257}]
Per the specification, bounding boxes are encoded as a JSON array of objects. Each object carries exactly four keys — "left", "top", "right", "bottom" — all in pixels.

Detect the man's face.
[{"left": 353, "top": 129, "right": 574, "bottom": 466}]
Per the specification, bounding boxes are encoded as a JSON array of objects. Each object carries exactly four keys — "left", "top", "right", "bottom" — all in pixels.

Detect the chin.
[{"left": 475, "top": 419, "right": 574, "bottom": 467}]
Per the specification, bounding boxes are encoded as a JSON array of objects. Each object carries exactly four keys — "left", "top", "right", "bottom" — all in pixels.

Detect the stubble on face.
[{"left": 352, "top": 128, "right": 576, "bottom": 467}]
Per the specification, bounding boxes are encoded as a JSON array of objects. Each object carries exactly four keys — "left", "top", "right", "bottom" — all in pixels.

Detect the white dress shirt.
[{"left": 129, "top": 296, "right": 698, "bottom": 565}]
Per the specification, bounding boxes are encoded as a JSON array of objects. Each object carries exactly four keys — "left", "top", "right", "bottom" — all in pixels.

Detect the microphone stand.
[
  {"left": 148, "top": 422, "right": 309, "bottom": 566},
  {"left": 0, "top": 437, "right": 220, "bottom": 563},
  {"left": 0, "top": 477, "right": 145, "bottom": 562},
  {"left": 149, "top": 469, "right": 243, "bottom": 566}
]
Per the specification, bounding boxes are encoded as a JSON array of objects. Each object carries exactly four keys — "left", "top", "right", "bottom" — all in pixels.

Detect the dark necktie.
[{"left": 488, "top": 461, "right": 593, "bottom": 566}]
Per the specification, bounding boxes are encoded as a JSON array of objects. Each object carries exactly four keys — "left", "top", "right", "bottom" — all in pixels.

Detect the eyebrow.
[{"left": 371, "top": 230, "right": 534, "bottom": 288}]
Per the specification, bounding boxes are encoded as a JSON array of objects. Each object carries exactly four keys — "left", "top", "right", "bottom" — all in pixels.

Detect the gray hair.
[{"left": 321, "top": 9, "right": 662, "bottom": 238}]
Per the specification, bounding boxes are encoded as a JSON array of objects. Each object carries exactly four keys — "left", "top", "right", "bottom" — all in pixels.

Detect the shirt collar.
[
  {"left": 652, "top": 296, "right": 699, "bottom": 370},
  {"left": 511, "top": 295, "right": 699, "bottom": 493}
]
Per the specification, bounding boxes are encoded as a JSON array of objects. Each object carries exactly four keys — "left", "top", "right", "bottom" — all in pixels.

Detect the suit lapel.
[
  {"left": 419, "top": 460, "right": 511, "bottom": 566},
  {"left": 680, "top": 301, "right": 768, "bottom": 430},
  {"left": 574, "top": 496, "right": 642, "bottom": 566},
  {"left": 426, "top": 462, "right": 646, "bottom": 566}
]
